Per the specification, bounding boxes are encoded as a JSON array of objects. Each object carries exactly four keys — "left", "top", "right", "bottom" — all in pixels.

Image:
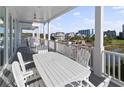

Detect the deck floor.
[{"left": 0, "top": 47, "right": 120, "bottom": 87}]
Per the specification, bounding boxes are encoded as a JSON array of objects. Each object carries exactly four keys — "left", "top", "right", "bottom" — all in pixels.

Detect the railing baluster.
[
  {"left": 104, "top": 52, "right": 106, "bottom": 74},
  {"left": 108, "top": 54, "right": 110, "bottom": 76},
  {"left": 113, "top": 54, "right": 115, "bottom": 78},
  {"left": 118, "top": 56, "right": 121, "bottom": 80},
  {"left": 89, "top": 50, "right": 91, "bottom": 66},
  {"left": 91, "top": 49, "right": 93, "bottom": 67}
]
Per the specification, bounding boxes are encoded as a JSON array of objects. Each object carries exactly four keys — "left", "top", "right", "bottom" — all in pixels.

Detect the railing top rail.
[
  {"left": 103, "top": 50, "right": 124, "bottom": 57},
  {"left": 55, "top": 41, "right": 93, "bottom": 50}
]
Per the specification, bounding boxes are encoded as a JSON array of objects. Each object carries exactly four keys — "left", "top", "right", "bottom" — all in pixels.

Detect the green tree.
[{"left": 104, "top": 36, "right": 112, "bottom": 46}]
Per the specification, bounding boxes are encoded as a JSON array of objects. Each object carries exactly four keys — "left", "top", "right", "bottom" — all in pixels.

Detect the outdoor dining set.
[{"left": 12, "top": 38, "right": 111, "bottom": 87}]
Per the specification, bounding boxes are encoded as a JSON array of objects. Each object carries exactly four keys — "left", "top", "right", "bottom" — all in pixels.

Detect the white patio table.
[{"left": 33, "top": 52, "right": 91, "bottom": 87}]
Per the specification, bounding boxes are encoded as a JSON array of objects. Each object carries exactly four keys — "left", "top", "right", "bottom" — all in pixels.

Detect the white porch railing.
[
  {"left": 48, "top": 40, "right": 93, "bottom": 68},
  {"left": 103, "top": 50, "right": 124, "bottom": 83}
]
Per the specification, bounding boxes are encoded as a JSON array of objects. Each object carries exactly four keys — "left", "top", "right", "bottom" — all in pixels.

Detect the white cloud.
[
  {"left": 112, "top": 6, "right": 124, "bottom": 10},
  {"left": 83, "top": 18, "right": 94, "bottom": 24},
  {"left": 56, "top": 22, "right": 61, "bottom": 26},
  {"left": 112, "top": 6, "right": 124, "bottom": 16},
  {"left": 68, "top": 18, "right": 95, "bottom": 33},
  {"left": 50, "top": 24, "right": 64, "bottom": 33},
  {"left": 73, "top": 12, "right": 81, "bottom": 16}
]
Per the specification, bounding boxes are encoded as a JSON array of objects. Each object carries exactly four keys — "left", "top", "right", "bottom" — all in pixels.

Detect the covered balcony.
[{"left": 0, "top": 6, "right": 123, "bottom": 87}]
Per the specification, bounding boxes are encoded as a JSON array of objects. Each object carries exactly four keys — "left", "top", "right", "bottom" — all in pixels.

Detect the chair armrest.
[
  {"left": 23, "top": 71, "right": 34, "bottom": 78},
  {"left": 83, "top": 79, "right": 95, "bottom": 87},
  {"left": 24, "top": 61, "right": 34, "bottom": 65},
  {"left": 97, "top": 76, "right": 111, "bottom": 87}
]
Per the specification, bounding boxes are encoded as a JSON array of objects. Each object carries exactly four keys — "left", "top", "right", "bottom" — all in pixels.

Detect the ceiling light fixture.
[
  {"left": 32, "top": 11, "right": 39, "bottom": 27},
  {"left": 0, "top": 18, "right": 4, "bottom": 25}
]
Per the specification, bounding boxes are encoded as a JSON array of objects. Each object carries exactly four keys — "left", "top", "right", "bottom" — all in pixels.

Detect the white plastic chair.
[
  {"left": 17, "top": 52, "right": 33, "bottom": 77},
  {"left": 82, "top": 76, "right": 112, "bottom": 87},
  {"left": 12, "top": 61, "right": 30, "bottom": 87}
]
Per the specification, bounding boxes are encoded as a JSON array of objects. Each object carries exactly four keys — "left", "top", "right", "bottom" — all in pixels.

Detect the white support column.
[
  {"left": 93, "top": 6, "right": 104, "bottom": 76},
  {"left": 10, "top": 16, "right": 13, "bottom": 56},
  {"left": 47, "top": 21, "right": 51, "bottom": 50},
  {"left": 37, "top": 25, "right": 40, "bottom": 39},
  {"left": 48, "top": 21, "right": 50, "bottom": 40},
  {"left": 32, "top": 30, "right": 35, "bottom": 37},
  {"left": 4, "top": 7, "right": 9, "bottom": 64},
  {"left": 14, "top": 19, "right": 17, "bottom": 52},
  {"left": 43, "top": 23, "right": 46, "bottom": 40},
  {"left": 16, "top": 21, "right": 19, "bottom": 48},
  {"left": 17, "top": 23, "right": 22, "bottom": 47},
  {"left": 32, "top": 29, "right": 35, "bottom": 37}
]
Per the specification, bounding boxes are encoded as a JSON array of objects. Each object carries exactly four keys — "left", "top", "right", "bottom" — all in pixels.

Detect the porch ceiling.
[{"left": 8, "top": 6, "right": 75, "bottom": 23}]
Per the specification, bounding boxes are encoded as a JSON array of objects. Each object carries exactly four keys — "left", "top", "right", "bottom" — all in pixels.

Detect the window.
[{"left": 0, "top": 7, "right": 5, "bottom": 68}]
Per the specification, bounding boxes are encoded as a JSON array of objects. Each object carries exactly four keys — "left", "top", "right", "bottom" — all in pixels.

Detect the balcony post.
[
  {"left": 16, "top": 21, "right": 19, "bottom": 48},
  {"left": 48, "top": 21, "right": 50, "bottom": 40},
  {"left": 18, "top": 23, "right": 22, "bottom": 47},
  {"left": 37, "top": 24, "right": 40, "bottom": 39},
  {"left": 93, "top": 6, "right": 104, "bottom": 76},
  {"left": 14, "top": 19, "right": 17, "bottom": 52},
  {"left": 32, "top": 30, "right": 35, "bottom": 37},
  {"left": 47, "top": 21, "right": 50, "bottom": 50},
  {"left": 10, "top": 16, "right": 13, "bottom": 56},
  {"left": 4, "top": 7, "right": 9, "bottom": 64},
  {"left": 43, "top": 22, "right": 46, "bottom": 40}
]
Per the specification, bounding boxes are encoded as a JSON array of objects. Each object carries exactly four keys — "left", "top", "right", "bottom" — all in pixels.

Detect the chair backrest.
[
  {"left": 77, "top": 48, "right": 91, "bottom": 68},
  {"left": 17, "top": 52, "right": 26, "bottom": 73},
  {"left": 29, "top": 37, "right": 40, "bottom": 47},
  {"left": 12, "top": 61, "right": 25, "bottom": 87},
  {"left": 97, "top": 76, "right": 111, "bottom": 87}
]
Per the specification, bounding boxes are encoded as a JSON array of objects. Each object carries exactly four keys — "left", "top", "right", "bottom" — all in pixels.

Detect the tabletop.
[{"left": 33, "top": 52, "right": 91, "bottom": 87}]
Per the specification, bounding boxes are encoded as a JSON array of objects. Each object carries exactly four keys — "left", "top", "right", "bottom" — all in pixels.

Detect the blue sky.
[
  {"left": 50, "top": 6, "right": 95, "bottom": 34},
  {"left": 51, "top": 6, "right": 124, "bottom": 35}
]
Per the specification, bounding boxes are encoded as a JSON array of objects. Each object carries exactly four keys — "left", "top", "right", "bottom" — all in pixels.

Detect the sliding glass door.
[{"left": 0, "top": 7, "right": 5, "bottom": 67}]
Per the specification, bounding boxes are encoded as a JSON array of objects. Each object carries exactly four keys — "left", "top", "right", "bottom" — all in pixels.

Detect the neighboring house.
[
  {"left": 76, "top": 32, "right": 82, "bottom": 36},
  {"left": 104, "top": 30, "right": 116, "bottom": 38},
  {"left": 51, "top": 33, "right": 56, "bottom": 37},
  {"left": 65, "top": 32, "right": 75, "bottom": 37},
  {"left": 76, "top": 29, "right": 94, "bottom": 37},
  {"left": 51, "top": 32, "right": 65, "bottom": 40}
]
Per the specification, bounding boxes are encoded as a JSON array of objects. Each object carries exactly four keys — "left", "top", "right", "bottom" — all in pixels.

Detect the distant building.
[
  {"left": 119, "top": 32, "right": 124, "bottom": 39},
  {"left": 76, "top": 29, "right": 94, "bottom": 37},
  {"left": 119, "top": 24, "right": 124, "bottom": 39},
  {"left": 65, "top": 32, "right": 75, "bottom": 37},
  {"left": 51, "top": 33, "right": 56, "bottom": 37},
  {"left": 51, "top": 32, "right": 65, "bottom": 40},
  {"left": 122, "top": 24, "right": 124, "bottom": 32},
  {"left": 104, "top": 30, "right": 116, "bottom": 38}
]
